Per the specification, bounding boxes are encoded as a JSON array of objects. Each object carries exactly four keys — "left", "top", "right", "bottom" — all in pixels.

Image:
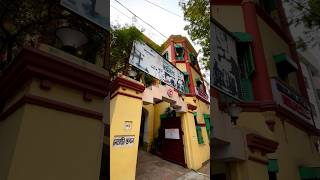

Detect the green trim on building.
[
  {"left": 196, "top": 126, "right": 204, "bottom": 144},
  {"left": 160, "top": 114, "right": 167, "bottom": 120},
  {"left": 204, "top": 114, "right": 211, "bottom": 139},
  {"left": 267, "top": 159, "right": 279, "bottom": 173},
  {"left": 299, "top": 166, "right": 320, "bottom": 179},
  {"left": 233, "top": 32, "right": 253, "bottom": 42},
  {"left": 203, "top": 114, "right": 210, "bottom": 119}
]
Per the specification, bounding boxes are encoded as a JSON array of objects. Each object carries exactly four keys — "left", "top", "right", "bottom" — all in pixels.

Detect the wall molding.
[
  {"left": 248, "top": 156, "right": 268, "bottom": 165},
  {"left": 246, "top": 133, "right": 279, "bottom": 154},
  {"left": 110, "top": 76, "right": 145, "bottom": 95},
  {"left": 0, "top": 48, "right": 110, "bottom": 105},
  {"left": 0, "top": 94, "right": 103, "bottom": 121}
]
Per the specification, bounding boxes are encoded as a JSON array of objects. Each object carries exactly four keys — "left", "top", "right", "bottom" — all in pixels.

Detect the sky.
[{"left": 110, "top": 0, "right": 210, "bottom": 82}]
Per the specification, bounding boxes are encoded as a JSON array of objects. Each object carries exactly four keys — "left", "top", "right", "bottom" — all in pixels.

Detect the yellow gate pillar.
[
  {"left": 0, "top": 48, "right": 109, "bottom": 180},
  {"left": 110, "top": 75, "right": 145, "bottom": 180}
]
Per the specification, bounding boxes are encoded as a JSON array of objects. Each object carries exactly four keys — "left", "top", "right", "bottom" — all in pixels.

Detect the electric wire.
[
  {"left": 142, "top": 0, "right": 183, "bottom": 18},
  {"left": 110, "top": 5, "right": 167, "bottom": 41},
  {"left": 113, "top": 0, "right": 168, "bottom": 39}
]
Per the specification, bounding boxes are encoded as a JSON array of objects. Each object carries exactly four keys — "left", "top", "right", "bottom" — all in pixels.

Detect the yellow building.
[
  {"left": 210, "top": 0, "right": 320, "bottom": 180},
  {"left": 109, "top": 35, "right": 211, "bottom": 180}
]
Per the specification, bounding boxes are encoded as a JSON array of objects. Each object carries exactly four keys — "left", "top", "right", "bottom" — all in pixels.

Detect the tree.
[
  {"left": 179, "top": 0, "right": 210, "bottom": 70},
  {"left": 284, "top": 0, "right": 320, "bottom": 49},
  {"left": 0, "top": 0, "right": 106, "bottom": 71}
]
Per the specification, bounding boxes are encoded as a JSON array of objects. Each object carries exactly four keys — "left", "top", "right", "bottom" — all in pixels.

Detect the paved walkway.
[{"left": 136, "top": 150, "right": 210, "bottom": 180}]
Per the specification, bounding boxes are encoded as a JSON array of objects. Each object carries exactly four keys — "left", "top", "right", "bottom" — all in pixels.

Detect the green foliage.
[
  {"left": 110, "top": 25, "right": 161, "bottom": 80},
  {"left": 179, "top": 0, "right": 210, "bottom": 70},
  {"left": 110, "top": 26, "right": 144, "bottom": 78}
]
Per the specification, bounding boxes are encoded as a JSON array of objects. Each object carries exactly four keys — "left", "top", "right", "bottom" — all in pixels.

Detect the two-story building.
[
  {"left": 109, "top": 35, "right": 211, "bottom": 180},
  {"left": 210, "top": 0, "right": 320, "bottom": 180}
]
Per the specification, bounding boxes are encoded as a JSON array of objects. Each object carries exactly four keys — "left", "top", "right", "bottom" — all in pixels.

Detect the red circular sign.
[{"left": 167, "top": 89, "right": 173, "bottom": 97}]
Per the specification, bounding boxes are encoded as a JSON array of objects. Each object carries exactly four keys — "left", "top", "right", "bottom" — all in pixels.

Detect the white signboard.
[
  {"left": 129, "top": 41, "right": 185, "bottom": 92},
  {"left": 211, "top": 20, "right": 241, "bottom": 100},
  {"left": 112, "top": 135, "right": 135, "bottom": 147},
  {"left": 165, "top": 129, "right": 180, "bottom": 139},
  {"left": 61, "top": 0, "right": 109, "bottom": 30}
]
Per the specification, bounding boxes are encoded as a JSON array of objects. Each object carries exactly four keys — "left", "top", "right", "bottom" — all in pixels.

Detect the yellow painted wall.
[
  {"left": 191, "top": 68, "right": 201, "bottom": 86},
  {"left": 246, "top": 160, "right": 269, "bottom": 180},
  {"left": 176, "top": 63, "right": 187, "bottom": 73},
  {"left": 257, "top": 16, "right": 300, "bottom": 92},
  {"left": 142, "top": 95, "right": 210, "bottom": 171},
  {"left": 7, "top": 104, "right": 103, "bottom": 180},
  {"left": 153, "top": 101, "right": 170, "bottom": 138},
  {"left": 110, "top": 88, "right": 143, "bottom": 180},
  {"left": 0, "top": 107, "right": 25, "bottom": 180},
  {"left": 211, "top": 5, "right": 246, "bottom": 32},
  {"left": 237, "top": 112, "right": 275, "bottom": 140},
  {"left": 142, "top": 104, "right": 154, "bottom": 150},
  {"left": 1, "top": 77, "right": 105, "bottom": 180},
  {"left": 274, "top": 119, "right": 320, "bottom": 180}
]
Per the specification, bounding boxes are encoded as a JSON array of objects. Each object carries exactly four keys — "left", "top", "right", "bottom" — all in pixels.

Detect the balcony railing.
[
  {"left": 271, "top": 77, "right": 313, "bottom": 125},
  {"left": 195, "top": 86, "right": 209, "bottom": 102}
]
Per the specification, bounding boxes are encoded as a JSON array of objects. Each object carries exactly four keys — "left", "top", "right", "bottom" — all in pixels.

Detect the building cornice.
[
  {"left": 110, "top": 75, "right": 145, "bottom": 95},
  {"left": 246, "top": 133, "right": 279, "bottom": 154},
  {"left": 0, "top": 48, "right": 110, "bottom": 102}
]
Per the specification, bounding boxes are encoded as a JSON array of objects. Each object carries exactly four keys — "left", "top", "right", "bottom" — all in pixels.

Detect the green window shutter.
[
  {"left": 196, "top": 126, "right": 204, "bottom": 144},
  {"left": 233, "top": 32, "right": 253, "bottom": 42},
  {"left": 240, "top": 78, "right": 254, "bottom": 101},
  {"left": 299, "top": 167, "right": 320, "bottom": 179},
  {"left": 183, "top": 72, "right": 190, "bottom": 93},
  {"left": 245, "top": 46, "right": 255, "bottom": 77},
  {"left": 204, "top": 115, "right": 211, "bottom": 139},
  {"left": 160, "top": 114, "right": 167, "bottom": 120},
  {"left": 268, "top": 159, "right": 279, "bottom": 173}
]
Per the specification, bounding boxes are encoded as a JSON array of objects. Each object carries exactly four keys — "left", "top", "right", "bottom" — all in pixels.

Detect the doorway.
[
  {"left": 139, "top": 108, "right": 149, "bottom": 150},
  {"left": 159, "top": 116, "right": 185, "bottom": 167}
]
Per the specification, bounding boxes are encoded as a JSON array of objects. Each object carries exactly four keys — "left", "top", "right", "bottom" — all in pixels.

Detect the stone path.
[{"left": 136, "top": 150, "right": 210, "bottom": 180}]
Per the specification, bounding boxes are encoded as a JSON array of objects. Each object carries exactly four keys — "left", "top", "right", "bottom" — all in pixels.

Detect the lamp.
[
  {"left": 128, "top": 66, "right": 137, "bottom": 78},
  {"left": 228, "top": 103, "right": 242, "bottom": 125},
  {"left": 56, "top": 27, "right": 88, "bottom": 55}
]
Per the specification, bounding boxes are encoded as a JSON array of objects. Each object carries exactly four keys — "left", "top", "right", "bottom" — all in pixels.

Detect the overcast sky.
[{"left": 110, "top": 0, "right": 210, "bottom": 82}]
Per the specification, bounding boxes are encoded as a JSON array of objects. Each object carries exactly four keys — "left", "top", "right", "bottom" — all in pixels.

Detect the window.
[
  {"left": 235, "top": 36, "right": 255, "bottom": 101},
  {"left": 163, "top": 51, "right": 169, "bottom": 60},
  {"left": 273, "top": 54, "right": 298, "bottom": 83},
  {"left": 175, "top": 45, "right": 184, "bottom": 61},
  {"left": 189, "top": 53, "right": 197, "bottom": 66},
  {"left": 258, "top": 0, "right": 277, "bottom": 15},
  {"left": 183, "top": 72, "right": 190, "bottom": 94},
  {"left": 194, "top": 113, "right": 204, "bottom": 144}
]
